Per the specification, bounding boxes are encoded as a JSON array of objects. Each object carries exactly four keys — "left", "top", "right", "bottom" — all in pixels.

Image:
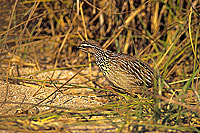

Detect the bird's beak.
[
  {"left": 77, "top": 45, "right": 88, "bottom": 53},
  {"left": 77, "top": 45, "right": 81, "bottom": 49}
]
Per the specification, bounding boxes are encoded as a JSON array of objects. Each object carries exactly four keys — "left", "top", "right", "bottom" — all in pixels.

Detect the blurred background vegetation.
[{"left": 0, "top": 0, "right": 200, "bottom": 132}]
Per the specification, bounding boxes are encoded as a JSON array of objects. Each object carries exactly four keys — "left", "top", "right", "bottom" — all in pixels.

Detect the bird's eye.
[
  {"left": 78, "top": 44, "right": 87, "bottom": 49},
  {"left": 80, "top": 43, "right": 87, "bottom": 46},
  {"left": 81, "top": 45, "right": 87, "bottom": 48}
]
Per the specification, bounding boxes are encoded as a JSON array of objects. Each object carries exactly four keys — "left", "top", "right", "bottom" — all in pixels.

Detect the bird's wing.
[{"left": 112, "top": 53, "right": 154, "bottom": 87}]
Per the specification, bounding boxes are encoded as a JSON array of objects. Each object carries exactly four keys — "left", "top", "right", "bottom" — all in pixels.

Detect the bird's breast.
[{"left": 95, "top": 55, "right": 111, "bottom": 76}]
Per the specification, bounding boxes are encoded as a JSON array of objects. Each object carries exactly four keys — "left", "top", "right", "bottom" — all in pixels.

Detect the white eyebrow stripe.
[{"left": 81, "top": 43, "right": 96, "bottom": 48}]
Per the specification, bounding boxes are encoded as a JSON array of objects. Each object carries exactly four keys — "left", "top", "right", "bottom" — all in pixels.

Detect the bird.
[{"left": 78, "top": 40, "right": 158, "bottom": 94}]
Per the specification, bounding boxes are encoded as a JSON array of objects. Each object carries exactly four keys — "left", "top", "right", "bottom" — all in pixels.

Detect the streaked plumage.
[{"left": 78, "top": 40, "right": 156, "bottom": 93}]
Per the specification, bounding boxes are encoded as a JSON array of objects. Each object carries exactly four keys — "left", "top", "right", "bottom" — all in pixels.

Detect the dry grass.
[{"left": 0, "top": 0, "right": 200, "bottom": 132}]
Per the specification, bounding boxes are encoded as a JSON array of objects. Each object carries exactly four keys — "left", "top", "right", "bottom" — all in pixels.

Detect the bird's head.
[{"left": 78, "top": 40, "right": 101, "bottom": 54}]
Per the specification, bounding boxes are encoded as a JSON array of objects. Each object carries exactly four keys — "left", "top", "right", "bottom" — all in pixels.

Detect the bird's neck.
[
  {"left": 94, "top": 49, "right": 110, "bottom": 62},
  {"left": 94, "top": 49, "right": 111, "bottom": 75}
]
